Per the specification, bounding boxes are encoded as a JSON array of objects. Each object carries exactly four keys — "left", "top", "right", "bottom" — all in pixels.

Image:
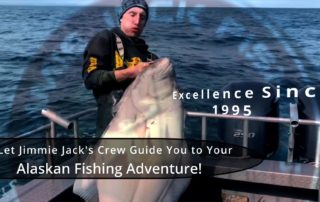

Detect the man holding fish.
[
  {"left": 75, "top": 1, "right": 191, "bottom": 200},
  {"left": 82, "top": 0, "right": 157, "bottom": 136}
]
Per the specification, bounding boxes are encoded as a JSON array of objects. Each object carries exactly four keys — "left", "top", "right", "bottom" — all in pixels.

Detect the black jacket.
[
  {"left": 82, "top": 27, "right": 157, "bottom": 136},
  {"left": 82, "top": 27, "right": 157, "bottom": 98}
]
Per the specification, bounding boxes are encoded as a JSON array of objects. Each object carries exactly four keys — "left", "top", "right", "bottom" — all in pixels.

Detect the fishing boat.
[
  {"left": 2, "top": 78, "right": 320, "bottom": 202},
  {"left": 0, "top": 105, "right": 319, "bottom": 202}
]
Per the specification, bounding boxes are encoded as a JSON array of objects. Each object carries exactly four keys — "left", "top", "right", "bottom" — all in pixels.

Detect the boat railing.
[
  {"left": 187, "top": 103, "right": 320, "bottom": 165},
  {"left": 16, "top": 103, "right": 320, "bottom": 165},
  {"left": 5, "top": 105, "right": 320, "bottom": 201},
  {"left": 16, "top": 108, "right": 97, "bottom": 138}
]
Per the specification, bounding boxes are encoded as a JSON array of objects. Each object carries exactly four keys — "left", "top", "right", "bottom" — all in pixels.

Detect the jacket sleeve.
[{"left": 82, "top": 32, "right": 117, "bottom": 90}]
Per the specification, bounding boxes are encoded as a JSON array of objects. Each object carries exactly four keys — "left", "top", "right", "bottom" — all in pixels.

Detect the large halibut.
[{"left": 73, "top": 58, "right": 190, "bottom": 202}]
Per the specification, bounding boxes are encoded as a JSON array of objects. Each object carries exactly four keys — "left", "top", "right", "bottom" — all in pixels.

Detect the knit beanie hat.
[{"left": 119, "top": 0, "right": 149, "bottom": 23}]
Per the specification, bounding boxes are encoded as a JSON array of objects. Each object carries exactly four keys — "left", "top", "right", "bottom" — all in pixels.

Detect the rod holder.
[
  {"left": 287, "top": 103, "right": 299, "bottom": 163},
  {"left": 290, "top": 103, "right": 299, "bottom": 127},
  {"left": 41, "top": 109, "right": 73, "bottom": 130}
]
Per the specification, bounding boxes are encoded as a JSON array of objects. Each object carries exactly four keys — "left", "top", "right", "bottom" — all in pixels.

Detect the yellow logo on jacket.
[
  {"left": 115, "top": 51, "right": 124, "bottom": 69},
  {"left": 115, "top": 51, "right": 141, "bottom": 69},
  {"left": 127, "top": 57, "right": 141, "bottom": 67},
  {"left": 87, "top": 57, "right": 97, "bottom": 73}
]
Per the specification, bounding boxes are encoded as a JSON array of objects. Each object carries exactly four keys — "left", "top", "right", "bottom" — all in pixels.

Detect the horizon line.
[{"left": 1, "top": 4, "right": 320, "bottom": 9}]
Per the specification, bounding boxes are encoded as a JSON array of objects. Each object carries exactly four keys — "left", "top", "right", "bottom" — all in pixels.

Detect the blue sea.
[{"left": 1, "top": 6, "right": 320, "bottom": 162}]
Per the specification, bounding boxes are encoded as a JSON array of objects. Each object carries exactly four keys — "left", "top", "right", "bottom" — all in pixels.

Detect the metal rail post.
[
  {"left": 201, "top": 116, "right": 207, "bottom": 141},
  {"left": 73, "top": 119, "right": 79, "bottom": 138},
  {"left": 315, "top": 126, "right": 320, "bottom": 167},
  {"left": 46, "top": 130, "right": 53, "bottom": 166},
  {"left": 50, "top": 121, "right": 56, "bottom": 138},
  {"left": 242, "top": 120, "right": 249, "bottom": 157}
]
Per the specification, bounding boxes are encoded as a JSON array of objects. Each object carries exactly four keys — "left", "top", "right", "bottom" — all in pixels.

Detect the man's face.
[{"left": 120, "top": 7, "right": 147, "bottom": 38}]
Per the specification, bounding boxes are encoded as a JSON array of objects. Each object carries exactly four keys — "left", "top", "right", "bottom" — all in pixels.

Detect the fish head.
[{"left": 130, "top": 57, "right": 177, "bottom": 113}]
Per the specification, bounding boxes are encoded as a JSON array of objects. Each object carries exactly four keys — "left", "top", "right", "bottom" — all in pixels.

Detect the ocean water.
[{"left": 1, "top": 6, "right": 320, "bottom": 161}]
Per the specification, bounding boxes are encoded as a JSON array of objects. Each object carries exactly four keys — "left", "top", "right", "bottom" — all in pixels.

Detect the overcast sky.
[{"left": 0, "top": 0, "right": 320, "bottom": 8}]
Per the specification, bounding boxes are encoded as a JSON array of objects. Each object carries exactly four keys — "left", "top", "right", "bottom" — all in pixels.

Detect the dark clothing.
[{"left": 82, "top": 27, "right": 156, "bottom": 136}]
